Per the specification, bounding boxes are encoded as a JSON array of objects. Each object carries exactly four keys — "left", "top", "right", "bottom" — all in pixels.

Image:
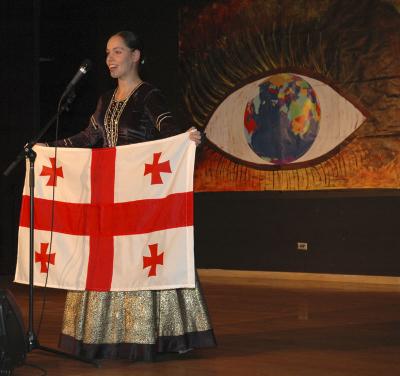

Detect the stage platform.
[{"left": 1, "top": 270, "right": 399, "bottom": 375}]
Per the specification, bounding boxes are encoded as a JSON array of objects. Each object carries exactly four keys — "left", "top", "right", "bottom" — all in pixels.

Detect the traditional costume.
[{"left": 50, "top": 82, "right": 216, "bottom": 360}]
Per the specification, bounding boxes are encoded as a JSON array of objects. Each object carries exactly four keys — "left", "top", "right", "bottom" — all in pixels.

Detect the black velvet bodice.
[{"left": 52, "top": 82, "right": 181, "bottom": 148}]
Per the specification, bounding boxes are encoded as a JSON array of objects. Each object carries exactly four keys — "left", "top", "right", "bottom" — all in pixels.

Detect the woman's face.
[{"left": 106, "top": 35, "right": 138, "bottom": 79}]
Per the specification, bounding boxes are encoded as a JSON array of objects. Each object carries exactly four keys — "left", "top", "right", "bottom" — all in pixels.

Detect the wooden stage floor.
[{"left": 1, "top": 272, "right": 400, "bottom": 376}]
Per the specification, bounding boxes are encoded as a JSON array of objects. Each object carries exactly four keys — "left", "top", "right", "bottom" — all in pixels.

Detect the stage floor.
[{"left": 2, "top": 273, "right": 400, "bottom": 376}]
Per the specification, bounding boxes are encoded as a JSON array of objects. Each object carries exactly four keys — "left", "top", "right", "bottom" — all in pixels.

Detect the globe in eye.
[
  {"left": 205, "top": 72, "right": 366, "bottom": 168},
  {"left": 244, "top": 74, "right": 320, "bottom": 165}
]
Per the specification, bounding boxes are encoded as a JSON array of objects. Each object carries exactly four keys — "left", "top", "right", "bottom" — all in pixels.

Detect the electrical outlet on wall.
[{"left": 297, "top": 242, "right": 308, "bottom": 251}]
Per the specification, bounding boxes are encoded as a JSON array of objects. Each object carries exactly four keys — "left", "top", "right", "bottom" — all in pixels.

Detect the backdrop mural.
[{"left": 180, "top": 0, "right": 400, "bottom": 191}]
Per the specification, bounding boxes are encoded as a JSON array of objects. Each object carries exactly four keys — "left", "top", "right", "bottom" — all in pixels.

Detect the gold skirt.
[{"left": 59, "top": 276, "right": 216, "bottom": 360}]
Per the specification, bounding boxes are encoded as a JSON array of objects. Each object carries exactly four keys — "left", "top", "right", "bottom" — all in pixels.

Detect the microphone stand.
[{"left": 3, "top": 91, "right": 99, "bottom": 368}]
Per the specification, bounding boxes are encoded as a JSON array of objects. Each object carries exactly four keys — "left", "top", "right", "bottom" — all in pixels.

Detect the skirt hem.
[{"left": 59, "top": 329, "right": 217, "bottom": 361}]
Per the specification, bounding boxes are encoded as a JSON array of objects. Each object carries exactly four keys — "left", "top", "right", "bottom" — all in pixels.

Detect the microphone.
[{"left": 61, "top": 59, "right": 92, "bottom": 98}]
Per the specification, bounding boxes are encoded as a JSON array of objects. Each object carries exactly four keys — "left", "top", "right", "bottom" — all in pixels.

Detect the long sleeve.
[
  {"left": 143, "top": 89, "right": 182, "bottom": 139},
  {"left": 48, "top": 97, "right": 104, "bottom": 148}
]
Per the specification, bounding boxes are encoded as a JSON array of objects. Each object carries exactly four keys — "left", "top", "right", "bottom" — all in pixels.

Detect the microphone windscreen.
[{"left": 81, "top": 59, "right": 92, "bottom": 73}]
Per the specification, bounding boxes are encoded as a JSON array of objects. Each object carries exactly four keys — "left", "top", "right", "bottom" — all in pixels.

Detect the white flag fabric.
[{"left": 15, "top": 133, "right": 196, "bottom": 291}]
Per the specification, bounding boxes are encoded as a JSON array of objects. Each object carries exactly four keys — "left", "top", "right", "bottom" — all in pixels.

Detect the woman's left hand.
[{"left": 188, "top": 127, "right": 202, "bottom": 146}]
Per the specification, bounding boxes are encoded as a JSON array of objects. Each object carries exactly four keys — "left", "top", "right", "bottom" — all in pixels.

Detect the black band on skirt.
[{"left": 59, "top": 329, "right": 217, "bottom": 361}]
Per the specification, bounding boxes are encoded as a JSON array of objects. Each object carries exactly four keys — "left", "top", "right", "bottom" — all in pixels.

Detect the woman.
[{"left": 48, "top": 30, "right": 216, "bottom": 361}]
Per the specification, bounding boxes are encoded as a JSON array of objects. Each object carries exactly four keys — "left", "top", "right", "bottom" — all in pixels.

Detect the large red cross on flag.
[{"left": 15, "top": 133, "right": 196, "bottom": 291}]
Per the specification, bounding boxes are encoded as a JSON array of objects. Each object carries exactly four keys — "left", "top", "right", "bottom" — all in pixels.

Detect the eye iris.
[{"left": 243, "top": 73, "right": 321, "bottom": 165}]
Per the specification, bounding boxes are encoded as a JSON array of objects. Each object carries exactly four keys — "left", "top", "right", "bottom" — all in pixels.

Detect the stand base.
[
  {"left": 33, "top": 344, "right": 100, "bottom": 367},
  {"left": 26, "top": 331, "right": 99, "bottom": 368}
]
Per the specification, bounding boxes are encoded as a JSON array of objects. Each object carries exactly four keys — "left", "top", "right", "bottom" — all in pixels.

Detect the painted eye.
[{"left": 205, "top": 73, "right": 366, "bottom": 168}]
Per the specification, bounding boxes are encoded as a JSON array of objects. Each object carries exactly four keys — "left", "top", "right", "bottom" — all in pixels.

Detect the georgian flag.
[{"left": 15, "top": 133, "right": 196, "bottom": 291}]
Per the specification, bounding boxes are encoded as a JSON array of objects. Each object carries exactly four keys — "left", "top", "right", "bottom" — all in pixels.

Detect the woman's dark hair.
[{"left": 114, "top": 30, "right": 145, "bottom": 65}]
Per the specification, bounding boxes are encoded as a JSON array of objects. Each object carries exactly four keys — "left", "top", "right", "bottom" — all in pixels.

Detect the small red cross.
[
  {"left": 143, "top": 243, "right": 164, "bottom": 277},
  {"left": 144, "top": 152, "right": 171, "bottom": 184},
  {"left": 35, "top": 242, "right": 56, "bottom": 273},
  {"left": 40, "top": 157, "right": 64, "bottom": 186}
]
